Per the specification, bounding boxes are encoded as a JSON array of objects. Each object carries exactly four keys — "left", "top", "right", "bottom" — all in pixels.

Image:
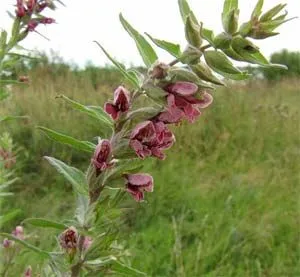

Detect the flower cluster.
[
  {"left": 15, "top": 0, "right": 56, "bottom": 32},
  {"left": 90, "top": 71, "right": 213, "bottom": 202}
]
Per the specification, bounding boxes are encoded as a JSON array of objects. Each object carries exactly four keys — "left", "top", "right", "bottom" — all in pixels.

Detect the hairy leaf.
[
  {"left": 23, "top": 218, "right": 68, "bottom": 230},
  {"left": 38, "top": 126, "right": 96, "bottom": 153},
  {"left": 94, "top": 41, "right": 139, "bottom": 88},
  {"left": 119, "top": 14, "right": 158, "bottom": 67},
  {"left": 145, "top": 33, "right": 181, "bottom": 58},
  {"left": 44, "top": 156, "right": 88, "bottom": 195}
]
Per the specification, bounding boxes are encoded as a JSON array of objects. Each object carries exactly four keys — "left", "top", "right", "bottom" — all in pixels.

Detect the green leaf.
[
  {"left": 190, "top": 62, "right": 225, "bottom": 86},
  {"left": 251, "top": 0, "right": 264, "bottom": 19},
  {"left": 0, "top": 80, "right": 27, "bottom": 85},
  {"left": 38, "top": 126, "right": 95, "bottom": 153},
  {"left": 200, "top": 27, "right": 215, "bottom": 46},
  {"left": 0, "top": 192, "right": 13, "bottom": 197},
  {"left": 94, "top": 41, "right": 139, "bottom": 89},
  {"left": 119, "top": 14, "right": 158, "bottom": 67},
  {"left": 56, "top": 95, "right": 113, "bottom": 127},
  {"left": 111, "top": 261, "right": 147, "bottom": 276},
  {"left": 260, "top": 4, "right": 286, "bottom": 22},
  {"left": 44, "top": 156, "right": 88, "bottom": 195},
  {"left": 145, "top": 33, "right": 181, "bottom": 58},
  {"left": 0, "top": 210, "right": 21, "bottom": 227},
  {"left": 23, "top": 218, "right": 68, "bottom": 230},
  {"left": 178, "top": 0, "right": 198, "bottom": 24},
  {"left": 0, "top": 115, "right": 28, "bottom": 123},
  {"left": 0, "top": 233, "right": 50, "bottom": 258},
  {"left": 204, "top": 50, "right": 250, "bottom": 80},
  {"left": 75, "top": 194, "right": 89, "bottom": 226}
]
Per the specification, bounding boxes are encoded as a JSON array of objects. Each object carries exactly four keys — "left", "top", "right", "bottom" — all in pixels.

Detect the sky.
[{"left": 0, "top": 0, "right": 299, "bottom": 67}]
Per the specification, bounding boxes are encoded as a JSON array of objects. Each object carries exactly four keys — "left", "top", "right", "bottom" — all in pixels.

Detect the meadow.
[{"left": 0, "top": 62, "right": 299, "bottom": 276}]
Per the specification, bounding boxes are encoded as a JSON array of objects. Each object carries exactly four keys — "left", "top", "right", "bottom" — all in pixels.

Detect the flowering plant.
[{"left": 0, "top": 0, "right": 292, "bottom": 276}]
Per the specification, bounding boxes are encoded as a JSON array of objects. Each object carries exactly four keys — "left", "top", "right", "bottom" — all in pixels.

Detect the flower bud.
[
  {"left": 24, "top": 266, "right": 32, "bottom": 277},
  {"left": 40, "top": 17, "right": 55, "bottom": 25},
  {"left": 148, "top": 62, "right": 169, "bottom": 79},
  {"left": 16, "top": 0, "right": 26, "bottom": 17},
  {"left": 91, "top": 139, "right": 112, "bottom": 173},
  {"left": 12, "top": 226, "right": 24, "bottom": 240},
  {"left": 83, "top": 236, "right": 93, "bottom": 250},
  {"left": 2, "top": 238, "right": 14, "bottom": 248}
]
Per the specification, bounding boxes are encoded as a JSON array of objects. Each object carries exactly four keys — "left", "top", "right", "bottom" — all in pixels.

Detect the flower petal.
[{"left": 166, "top": 82, "right": 198, "bottom": 96}]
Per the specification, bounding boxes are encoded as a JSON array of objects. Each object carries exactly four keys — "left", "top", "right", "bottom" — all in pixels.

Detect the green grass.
[{"left": 0, "top": 68, "right": 299, "bottom": 276}]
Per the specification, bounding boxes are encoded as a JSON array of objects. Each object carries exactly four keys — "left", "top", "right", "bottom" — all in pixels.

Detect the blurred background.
[{"left": 0, "top": 0, "right": 300, "bottom": 276}]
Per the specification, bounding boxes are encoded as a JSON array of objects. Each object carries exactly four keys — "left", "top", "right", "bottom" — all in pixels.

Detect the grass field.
[{"left": 0, "top": 66, "right": 299, "bottom": 276}]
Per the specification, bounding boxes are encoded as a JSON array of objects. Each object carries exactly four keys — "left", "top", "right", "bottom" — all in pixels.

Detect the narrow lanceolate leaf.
[
  {"left": 94, "top": 41, "right": 139, "bottom": 89},
  {"left": 44, "top": 156, "right": 88, "bottom": 195},
  {"left": 119, "top": 14, "right": 158, "bottom": 67},
  {"left": 0, "top": 115, "right": 28, "bottom": 123},
  {"left": 145, "top": 33, "right": 181, "bottom": 58},
  {"left": 0, "top": 210, "right": 21, "bottom": 227},
  {"left": 0, "top": 233, "right": 51, "bottom": 258},
  {"left": 251, "top": 0, "right": 264, "bottom": 19},
  {"left": 260, "top": 4, "right": 287, "bottom": 22},
  {"left": 23, "top": 218, "right": 68, "bottom": 230},
  {"left": 112, "top": 261, "right": 147, "bottom": 276},
  {"left": 178, "top": 0, "right": 198, "bottom": 24},
  {"left": 204, "top": 50, "right": 250, "bottom": 80},
  {"left": 38, "top": 126, "right": 96, "bottom": 153},
  {"left": 222, "top": 9, "right": 239, "bottom": 34},
  {"left": 190, "top": 62, "right": 225, "bottom": 86},
  {"left": 56, "top": 95, "right": 113, "bottom": 127}
]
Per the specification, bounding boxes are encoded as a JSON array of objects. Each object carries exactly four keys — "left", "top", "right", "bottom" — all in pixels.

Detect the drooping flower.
[
  {"left": 12, "top": 226, "right": 24, "bottom": 240},
  {"left": 157, "top": 82, "right": 213, "bottom": 123},
  {"left": 125, "top": 173, "right": 154, "bottom": 202},
  {"left": 59, "top": 226, "right": 78, "bottom": 252},
  {"left": 105, "top": 86, "right": 130, "bottom": 120},
  {"left": 130, "top": 121, "right": 174, "bottom": 160},
  {"left": 91, "top": 139, "right": 112, "bottom": 174}
]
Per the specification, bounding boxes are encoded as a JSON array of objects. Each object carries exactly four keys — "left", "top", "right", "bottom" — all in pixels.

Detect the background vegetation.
[{"left": 0, "top": 50, "right": 299, "bottom": 276}]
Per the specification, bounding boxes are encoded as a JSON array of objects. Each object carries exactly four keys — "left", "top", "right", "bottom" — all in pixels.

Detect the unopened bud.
[
  {"left": 24, "top": 266, "right": 32, "bottom": 277},
  {"left": 148, "top": 62, "right": 169, "bottom": 79},
  {"left": 2, "top": 238, "right": 14, "bottom": 248},
  {"left": 18, "top": 75, "right": 30, "bottom": 83},
  {"left": 12, "top": 226, "right": 24, "bottom": 240}
]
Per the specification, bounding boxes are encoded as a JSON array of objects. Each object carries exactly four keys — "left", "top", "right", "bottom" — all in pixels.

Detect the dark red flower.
[
  {"left": 130, "top": 121, "right": 174, "bottom": 160},
  {"left": 105, "top": 86, "right": 130, "bottom": 120},
  {"left": 91, "top": 139, "right": 111, "bottom": 173},
  {"left": 125, "top": 173, "right": 153, "bottom": 202},
  {"left": 16, "top": 0, "right": 26, "bottom": 17},
  {"left": 59, "top": 227, "right": 78, "bottom": 252},
  {"left": 157, "top": 82, "right": 213, "bottom": 123},
  {"left": 40, "top": 17, "right": 55, "bottom": 24}
]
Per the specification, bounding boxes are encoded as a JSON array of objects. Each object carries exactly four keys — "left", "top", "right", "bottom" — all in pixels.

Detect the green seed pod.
[
  {"left": 222, "top": 9, "right": 239, "bottom": 34},
  {"left": 214, "top": 32, "right": 231, "bottom": 49},
  {"left": 185, "top": 15, "right": 202, "bottom": 48},
  {"left": 180, "top": 45, "right": 202, "bottom": 65},
  {"left": 190, "top": 62, "right": 225, "bottom": 86}
]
